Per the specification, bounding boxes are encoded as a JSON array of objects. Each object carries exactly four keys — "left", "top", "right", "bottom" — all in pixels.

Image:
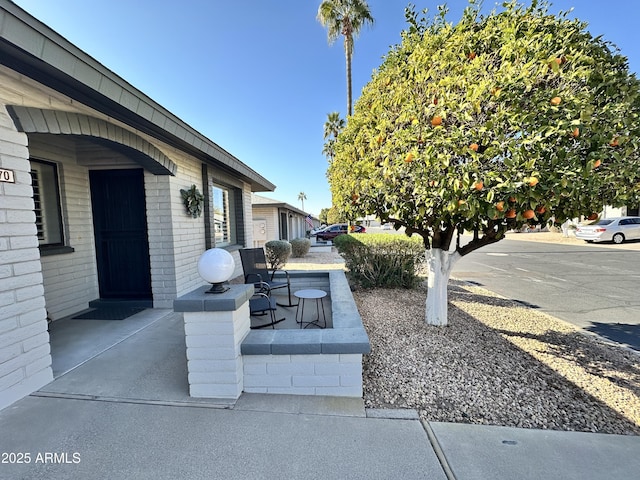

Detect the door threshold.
[{"left": 89, "top": 298, "right": 153, "bottom": 309}]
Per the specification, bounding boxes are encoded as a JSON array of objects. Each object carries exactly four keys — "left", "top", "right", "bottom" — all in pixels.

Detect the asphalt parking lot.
[{"left": 453, "top": 234, "right": 640, "bottom": 350}]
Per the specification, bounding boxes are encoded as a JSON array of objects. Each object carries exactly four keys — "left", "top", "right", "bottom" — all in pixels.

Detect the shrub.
[
  {"left": 335, "top": 234, "right": 425, "bottom": 288},
  {"left": 264, "top": 240, "right": 291, "bottom": 270},
  {"left": 333, "top": 233, "right": 363, "bottom": 255},
  {"left": 290, "top": 237, "right": 311, "bottom": 257}
]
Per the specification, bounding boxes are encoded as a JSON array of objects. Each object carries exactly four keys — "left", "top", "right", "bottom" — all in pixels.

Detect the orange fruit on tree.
[
  {"left": 550, "top": 96, "right": 561, "bottom": 106},
  {"left": 431, "top": 116, "right": 443, "bottom": 126},
  {"left": 610, "top": 137, "right": 619, "bottom": 147},
  {"left": 508, "top": 196, "right": 516, "bottom": 203},
  {"left": 458, "top": 199, "right": 466, "bottom": 206},
  {"left": 433, "top": 97, "right": 438, "bottom": 105},
  {"left": 505, "top": 209, "right": 516, "bottom": 219},
  {"left": 469, "top": 143, "right": 479, "bottom": 151},
  {"left": 535, "top": 205, "right": 546, "bottom": 214},
  {"left": 523, "top": 209, "right": 535, "bottom": 219},
  {"left": 474, "top": 181, "right": 483, "bottom": 191},
  {"left": 571, "top": 127, "right": 579, "bottom": 138},
  {"left": 468, "top": 52, "right": 477, "bottom": 60},
  {"left": 587, "top": 213, "right": 598, "bottom": 220},
  {"left": 528, "top": 177, "right": 539, "bottom": 187},
  {"left": 592, "top": 159, "right": 602, "bottom": 168},
  {"left": 405, "top": 152, "right": 415, "bottom": 163},
  {"left": 496, "top": 201, "right": 505, "bottom": 212}
]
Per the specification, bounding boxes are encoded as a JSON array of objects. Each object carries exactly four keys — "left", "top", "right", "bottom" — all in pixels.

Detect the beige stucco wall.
[
  {"left": 252, "top": 205, "right": 279, "bottom": 245},
  {"left": 251, "top": 204, "right": 310, "bottom": 243}
]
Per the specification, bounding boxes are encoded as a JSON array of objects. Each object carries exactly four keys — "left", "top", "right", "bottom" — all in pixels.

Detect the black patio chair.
[
  {"left": 249, "top": 282, "right": 285, "bottom": 329},
  {"left": 239, "top": 248, "right": 297, "bottom": 307}
]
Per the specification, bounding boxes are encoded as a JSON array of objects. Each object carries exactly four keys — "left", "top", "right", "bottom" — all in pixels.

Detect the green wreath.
[{"left": 180, "top": 185, "right": 204, "bottom": 218}]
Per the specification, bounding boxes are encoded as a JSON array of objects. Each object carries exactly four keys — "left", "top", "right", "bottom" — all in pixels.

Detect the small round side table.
[{"left": 294, "top": 289, "right": 327, "bottom": 329}]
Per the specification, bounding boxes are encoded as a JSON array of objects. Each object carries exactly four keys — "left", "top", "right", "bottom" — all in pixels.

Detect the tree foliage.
[
  {"left": 319, "top": 207, "right": 331, "bottom": 224},
  {"left": 326, "top": 206, "right": 344, "bottom": 224},
  {"left": 329, "top": 0, "right": 640, "bottom": 255}
]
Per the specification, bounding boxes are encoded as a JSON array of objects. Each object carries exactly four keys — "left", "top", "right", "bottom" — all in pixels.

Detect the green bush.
[
  {"left": 264, "top": 240, "right": 291, "bottom": 270},
  {"left": 332, "top": 233, "right": 362, "bottom": 253},
  {"left": 334, "top": 234, "right": 425, "bottom": 288},
  {"left": 290, "top": 237, "right": 311, "bottom": 257}
]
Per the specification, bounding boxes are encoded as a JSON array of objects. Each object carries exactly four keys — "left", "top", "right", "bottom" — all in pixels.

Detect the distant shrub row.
[
  {"left": 264, "top": 237, "right": 311, "bottom": 270},
  {"left": 333, "top": 233, "right": 425, "bottom": 288}
]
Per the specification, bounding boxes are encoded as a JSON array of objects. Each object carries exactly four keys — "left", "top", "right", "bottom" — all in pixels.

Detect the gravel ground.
[
  {"left": 286, "top": 244, "right": 640, "bottom": 435},
  {"left": 354, "top": 283, "right": 640, "bottom": 435}
]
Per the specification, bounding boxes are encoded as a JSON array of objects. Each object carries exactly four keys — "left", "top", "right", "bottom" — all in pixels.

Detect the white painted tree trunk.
[{"left": 425, "top": 248, "right": 461, "bottom": 326}]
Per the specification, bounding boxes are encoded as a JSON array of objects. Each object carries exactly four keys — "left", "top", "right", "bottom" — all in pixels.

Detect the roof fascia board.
[{"left": 0, "top": 0, "right": 275, "bottom": 192}]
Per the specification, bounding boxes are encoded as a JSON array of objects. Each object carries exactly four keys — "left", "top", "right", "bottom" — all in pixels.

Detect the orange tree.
[{"left": 328, "top": 1, "right": 640, "bottom": 325}]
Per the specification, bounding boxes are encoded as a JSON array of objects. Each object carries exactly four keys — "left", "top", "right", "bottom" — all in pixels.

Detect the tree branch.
[
  {"left": 388, "top": 216, "right": 431, "bottom": 249},
  {"left": 457, "top": 221, "right": 507, "bottom": 257}
]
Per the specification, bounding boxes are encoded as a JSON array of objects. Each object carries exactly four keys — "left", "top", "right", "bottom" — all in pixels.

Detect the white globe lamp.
[{"left": 197, "top": 248, "right": 235, "bottom": 294}]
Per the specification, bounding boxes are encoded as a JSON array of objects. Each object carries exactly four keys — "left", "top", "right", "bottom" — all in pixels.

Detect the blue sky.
[{"left": 11, "top": 0, "right": 640, "bottom": 216}]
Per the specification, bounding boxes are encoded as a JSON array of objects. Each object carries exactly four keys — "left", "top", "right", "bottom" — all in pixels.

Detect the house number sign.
[{"left": 0, "top": 168, "right": 15, "bottom": 183}]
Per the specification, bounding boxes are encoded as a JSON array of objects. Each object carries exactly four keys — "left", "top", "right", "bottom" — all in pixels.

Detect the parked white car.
[{"left": 575, "top": 217, "right": 640, "bottom": 244}]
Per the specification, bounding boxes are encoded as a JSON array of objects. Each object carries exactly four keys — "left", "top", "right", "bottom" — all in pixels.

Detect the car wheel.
[{"left": 612, "top": 233, "right": 625, "bottom": 244}]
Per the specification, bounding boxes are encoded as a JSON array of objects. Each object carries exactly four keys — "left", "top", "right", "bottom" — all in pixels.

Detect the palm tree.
[
  {"left": 297, "top": 192, "right": 307, "bottom": 211},
  {"left": 322, "top": 138, "right": 336, "bottom": 161},
  {"left": 322, "top": 112, "right": 345, "bottom": 161},
  {"left": 317, "top": 0, "right": 374, "bottom": 117},
  {"left": 323, "top": 111, "right": 345, "bottom": 140}
]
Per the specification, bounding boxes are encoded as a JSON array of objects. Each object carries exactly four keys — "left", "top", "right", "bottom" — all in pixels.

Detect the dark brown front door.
[{"left": 89, "top": 169, "right": 152, "bottom": 299}]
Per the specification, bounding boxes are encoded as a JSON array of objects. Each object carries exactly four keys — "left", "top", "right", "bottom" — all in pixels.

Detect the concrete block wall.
[
  {"left": 0, "top": 105, "right": 53, "bottom": 411},
  {"left": 168, "top": 155, "right": 255, "bottom": 300},
  {"left": 145, "top": 172, "right": 177, "bottom": 308},
  {"left": 166, "top": 153, "right": 207, "bottom": 301},
  {"left": 243, "top": 353, "right": 363, "bottom": 397},
  {"left": 184, "top": 305, "right": 250, "bottom": 399},
  {"left": 175, "top": 284, "right": 254, "bottom": 400},
  {"left": 29, "top": 135, "right": 99, "bottom": 320},
  {"left": 175, "top": 278, "right": 368, "bottom": 400}
]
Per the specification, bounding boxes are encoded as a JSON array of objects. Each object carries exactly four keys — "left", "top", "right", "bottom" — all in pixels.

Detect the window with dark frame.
[
  {"left": 212, "top": 184, "right": 231, "bottom": 245},
  {"left": 202, "top": 164, "right": 245, "bottom": 249},
  {"left": 30, "top": 159, "right": 65, "bottom": 247}
]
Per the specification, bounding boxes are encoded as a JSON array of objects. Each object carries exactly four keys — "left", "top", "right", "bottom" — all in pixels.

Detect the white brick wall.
[
  {"left": 243, "top": 354, "right": 363, "bottom": 397},
  {"left": 145, "top": 172, "right": 177, "bottom": 308},
  {"left": 29, "top": 135, "right": 99, "bottom": 320},
  {"left": 167, "top": 156, "right": 207, "bottom": 299},
  {"left": 183, "top": 306, "right": 250, "bottom": 399},
  {"left": 0, "top": 105, "right": 53, "bottom": 411}
]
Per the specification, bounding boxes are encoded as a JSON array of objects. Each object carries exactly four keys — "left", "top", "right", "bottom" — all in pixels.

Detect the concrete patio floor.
[{"left": 1, "top": 304, "right": 638, "bottom": 479}]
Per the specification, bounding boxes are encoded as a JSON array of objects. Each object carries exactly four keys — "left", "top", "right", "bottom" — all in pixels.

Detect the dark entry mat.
[{"left": 72, "top": 307, "right": 146, "bottom": 320}]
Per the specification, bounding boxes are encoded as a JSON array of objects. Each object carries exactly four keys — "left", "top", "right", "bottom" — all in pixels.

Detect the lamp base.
[{"left": 205, "top": 283, "right": 230, "bottom": 294}]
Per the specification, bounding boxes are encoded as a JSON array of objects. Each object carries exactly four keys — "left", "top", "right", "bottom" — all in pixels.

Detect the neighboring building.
[
  {"left": 0, "top": 1, "right": 275, "bottom": 410},
  {"left": 251, "top": 194, "right": 319, "bottom": 247}
]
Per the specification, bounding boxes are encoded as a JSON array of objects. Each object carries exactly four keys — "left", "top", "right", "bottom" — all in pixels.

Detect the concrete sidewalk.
[{"left": 0, "top": 311, "right": 638, "bottom": 479}]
